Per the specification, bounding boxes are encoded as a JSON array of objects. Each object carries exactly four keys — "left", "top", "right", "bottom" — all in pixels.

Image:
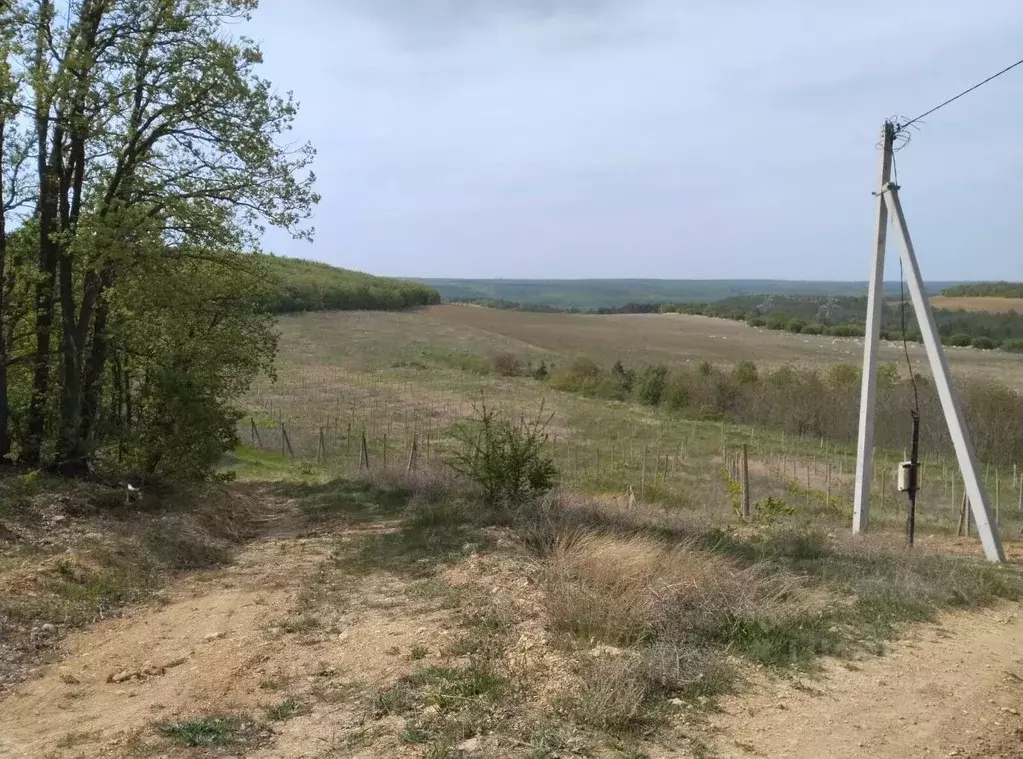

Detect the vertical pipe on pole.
[
  {"left": 853, "top": 121, "right": 895, "bottom": 534},
  {"left": 883, "top": 184, "right": 1005, "bottom": 563}
]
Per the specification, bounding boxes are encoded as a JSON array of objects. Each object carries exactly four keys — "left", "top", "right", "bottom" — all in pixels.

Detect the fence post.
[
  {"left": 251, "top": 418, "right": 261, "bottom": 449},
  {"left": 740, "top": 444, "right": 751, "bottom": 520},
  {"left": 383, "top": 434, "right": 388, "bottom": 470},
  {"left": 317, "top": 426, "right": 325, "bottom": 464},
  {"left": 407, "top": 432, "right": 418, "bottom": 474},
  {"left": 995, "top": 469, "right": 1000, "bottom": 525},
  {"left": 361, "top": 430, "right": 370, "bottom": 469},
  {"left": 641, "top": 446, "right": 648, "bottom": 499}
]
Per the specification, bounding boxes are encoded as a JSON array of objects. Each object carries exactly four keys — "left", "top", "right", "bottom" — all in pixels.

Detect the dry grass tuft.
[
  {"left": 545, "top": 531, "right": 801, "bottom": 647},
  {"left": 569, "top": 655, "right": 650, "bottom": 731}
]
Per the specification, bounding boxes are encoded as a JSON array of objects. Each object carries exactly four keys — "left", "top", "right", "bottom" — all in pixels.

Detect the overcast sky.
[{"left": 245, "top": 1, "right": 1023, "bottom": 280}]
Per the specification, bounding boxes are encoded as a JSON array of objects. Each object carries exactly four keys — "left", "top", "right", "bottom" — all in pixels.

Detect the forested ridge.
[{"left": 257, "top": 254, "right": 440, "bottom": 313}]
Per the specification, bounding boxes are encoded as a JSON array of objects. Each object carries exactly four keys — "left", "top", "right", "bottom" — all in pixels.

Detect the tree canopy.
[{"left": 1, "top": 0, "right": 317, "bottom": 479}]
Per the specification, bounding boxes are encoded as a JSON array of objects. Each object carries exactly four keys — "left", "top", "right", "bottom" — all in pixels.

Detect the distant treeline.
[
  {"left": 941, "top": 282, "right": 1023, "bottom": 298},
  {"left": 451, "top": 294, "right": 1023, "bottom": 352},
  {"left": 421, "top": 278, "right": 954, "bottom": 311},
  {"left": 256, "top": 254, "right": 441, "bottom": 314}
]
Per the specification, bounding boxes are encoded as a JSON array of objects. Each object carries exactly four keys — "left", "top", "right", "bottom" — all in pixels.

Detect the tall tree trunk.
[
  {"left": 23, "top": 0, "right": 58, "bottom": 466},
  {"left": 79, "top": 273, "right": 111, "bottom": 453},
  {"left": 0, "top": 121, "right": 9, "bottom": 462}
]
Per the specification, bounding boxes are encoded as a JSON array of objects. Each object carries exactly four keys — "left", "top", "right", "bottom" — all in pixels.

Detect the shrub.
[
  {"left": 664, "top": 377, "right": 689, "bottom": 410},
  {"left": 747, "top": 316, "right": 766, "bottom": 328},
  {"left": 786, "top": 319, "right": 805, "bottom": 334},
  {"left": 800, "top": 322, "right": 824, "bottom": 335},
  {"left": 971, "top": 336, "right": 997, "bottom": 350},
  {"left": 532, "top": 360, "right": 550, "bottom": 380},
  {"left": 568, "top": 356, "right": 602, "bottom": 380},
  {"left": 732, "top": 360, "right": 759, "bottom": 386},
  {"left": 610, "top": 360, "right": 635, "bottom": 393},
  {"left": 1000, "top": 339, "right": 1023, "bottom": 353},
  {"left": 825, "top": 323, "right": 865, "bottom": 337},
  {"left": 447, "top": 400, "right": 557, "bottom": 507},
  {"left": 945, "top": 333, "right": 973, "bottom": 347},
  {"left": 492, "top": 352, "right": 523, "bottom": 377},
  {"left": 634, "top": 365, "right": 669, "bottom": 406}
]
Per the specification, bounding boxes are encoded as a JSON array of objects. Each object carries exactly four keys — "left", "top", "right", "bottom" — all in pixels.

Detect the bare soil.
[
  {"left": 2, "top": 492, "right": 1022, "bottom": 758},
  {"left": 708, "top": 606, "right": 1023, "bottom": 759}
]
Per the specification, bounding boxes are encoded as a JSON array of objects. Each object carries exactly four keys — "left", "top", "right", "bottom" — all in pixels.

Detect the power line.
[{"left": 896, "top": 56, "right": 1023, "bottom": 134}]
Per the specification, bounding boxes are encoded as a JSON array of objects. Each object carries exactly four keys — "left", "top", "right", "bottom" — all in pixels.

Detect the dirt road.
[
  {"left": 1, "top": 509, "right": 1022, "bottom": 758},
  {"left": 708, "top": 607, "right": 1023, "bottom": 759}
]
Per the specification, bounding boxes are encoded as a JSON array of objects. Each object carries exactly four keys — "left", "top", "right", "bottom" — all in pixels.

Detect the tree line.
[
  {"left": 450, "top": 294, "right": 1023, "bottom": 352},
  {"left": 941, "top": 282, "right": 1023, "bottom": 298},
  {"left": 1, "top": 0, "right": 317, "bottom": 480},
  {"left": 492, "top": 355, "right": 1021, "bottom": 466},
  {"left": 257, "top": 254, "right": 440, "bottom": 314}
]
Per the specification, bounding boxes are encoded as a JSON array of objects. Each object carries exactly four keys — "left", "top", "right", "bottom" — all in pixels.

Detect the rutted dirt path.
[
  {"left": 2, "top": 492, "right": 1023, "bottom": 758},
  {"left": 709, "top": 606, "right": 1023, "bottom": 759},
  {"left": 0, "top": 495, "right": 449, "bottom": 758}
]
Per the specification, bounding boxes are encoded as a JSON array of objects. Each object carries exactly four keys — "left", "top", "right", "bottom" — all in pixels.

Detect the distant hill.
[
  {"left": 257, "top": 255, "right": 441, "bottom": 313},
  {"left": 417, "top": 278, "right": 957, "bottom": 311}
]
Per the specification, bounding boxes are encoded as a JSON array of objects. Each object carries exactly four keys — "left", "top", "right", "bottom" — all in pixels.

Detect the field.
[
  {"left": 931, "top": 296, "right": 1023, "bottom": 314},
  {"left": 4, "top": 304, "right": 1023, "bottom": 758}
]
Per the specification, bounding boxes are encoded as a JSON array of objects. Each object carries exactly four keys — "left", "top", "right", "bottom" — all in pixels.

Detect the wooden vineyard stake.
[
  {"left": 995, "top": 470, "right": 1000, "bottom": 525},
  {"left": 641, "top": 446, "right": 648, "bottom": 499},
  {"left": 361, "top": 430, "right": 370, "bottom": 470},
  {"left": 740, "top": 444, "right": 751, "bottom": 519},
  {"left": 407, "top": 432, "right": 418, "bottom": 474},
  {"left": 251, "top": 419, "right": 261, "bottom": 449},
  {"left": 826, "top": 460, "right": 832, "bottom": 509},
  {"left": 280, "top": 422, "right": 294, "bottom": 457},
  {"left": 317, "top": 426, "right": 325, "bottom": 464},
  {"left": 382, "top": 434, "right": 388, "bottom": 470},
  {"left": 346, "top": 422, "right": 353, "bottom": 457}
]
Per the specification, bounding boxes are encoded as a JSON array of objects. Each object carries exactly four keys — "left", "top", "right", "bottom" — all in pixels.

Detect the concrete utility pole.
[
  {"left": 852, "top": 120, "right": 1005, "bottom": 563},
  {"left": 853, "top": 122, "right": 894, "bottom": 535}
]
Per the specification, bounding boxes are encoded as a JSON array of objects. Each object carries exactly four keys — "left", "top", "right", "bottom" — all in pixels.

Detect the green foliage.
[
  {"left": 941, "top": 282, "right": 1023, "bottom": 298},
  {"left": 255, "top": 254, "right": 440, "bottom": 314},
  {"left": 945, "top": 333, "right": 973, "bottom": 347},
  {"left": 721, "top": 467, "right": 743, "bottom": 517},
  {"left": 532, "top": 360, "right": 550, "bottom": 380},
  {"left": 0, "top": 0, "right": 318, "bottom": 481},
  {"left": 754, "top": 497, "right": 796, "bottom": 524},
  {"left": 447, "top": 400, "right": 558, "bottom": 507},
  {"left": 1001, "top": 339, "right": 1023, "bottom": 353},
  {"left": 732, "top": 361, "right": 759, "bottom": 386},
  {"left": 160, "top": 717, "right": 237, "bottom": 747},
  {"left": 971, "top": 336, "right": 997, "bottom": 350},
  {"left": 634, "top": 365, "right": 668, "bottom": 406}
]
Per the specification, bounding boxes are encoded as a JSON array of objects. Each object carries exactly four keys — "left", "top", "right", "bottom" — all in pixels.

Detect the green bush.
[
  {"left": 800, "top": 322, "right": 824, "bottom": 335},
  {"left": 747, "top": 316, "right": 766, "bottom": 328},
  {"left": 786, "top": 319, "right": 805, "bottom": 334},
  {"left": 447, "top": 401, "right": 558, "bottom": 507},
  {"left": 732, "top": 360, "right": 759, "bottom": 386},
  {"left": 971, "top": 336, "right": 997, "bottom": 350},
  {"left": 945, "top": 333, "right": 973, "bottom": 347},
  {"left": 664, "top": 378, "right": 689, "bottom": 410},
  {"left": 634, "top": 365, "right": 669, "bottom": 406},
  {"left": 1000, "top": 339, "right": 1023, "bottom": 353}
]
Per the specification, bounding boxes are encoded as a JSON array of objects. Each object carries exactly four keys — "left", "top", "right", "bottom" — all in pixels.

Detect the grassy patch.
[
  {"left": 265, "top": 697, "right": 306, "bottom": 721},
  {"left": 160, "top": 716, "right": 238, "bottom": 747}
]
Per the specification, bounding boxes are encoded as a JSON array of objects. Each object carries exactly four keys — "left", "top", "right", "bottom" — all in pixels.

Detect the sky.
[{"left": 245, "top": 1, "right": 1023, "bottom": 281}]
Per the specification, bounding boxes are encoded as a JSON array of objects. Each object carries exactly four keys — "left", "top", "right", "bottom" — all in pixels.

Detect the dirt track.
[{"left": 1, "top": 506, "right": 1022, "bottom": 758}]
